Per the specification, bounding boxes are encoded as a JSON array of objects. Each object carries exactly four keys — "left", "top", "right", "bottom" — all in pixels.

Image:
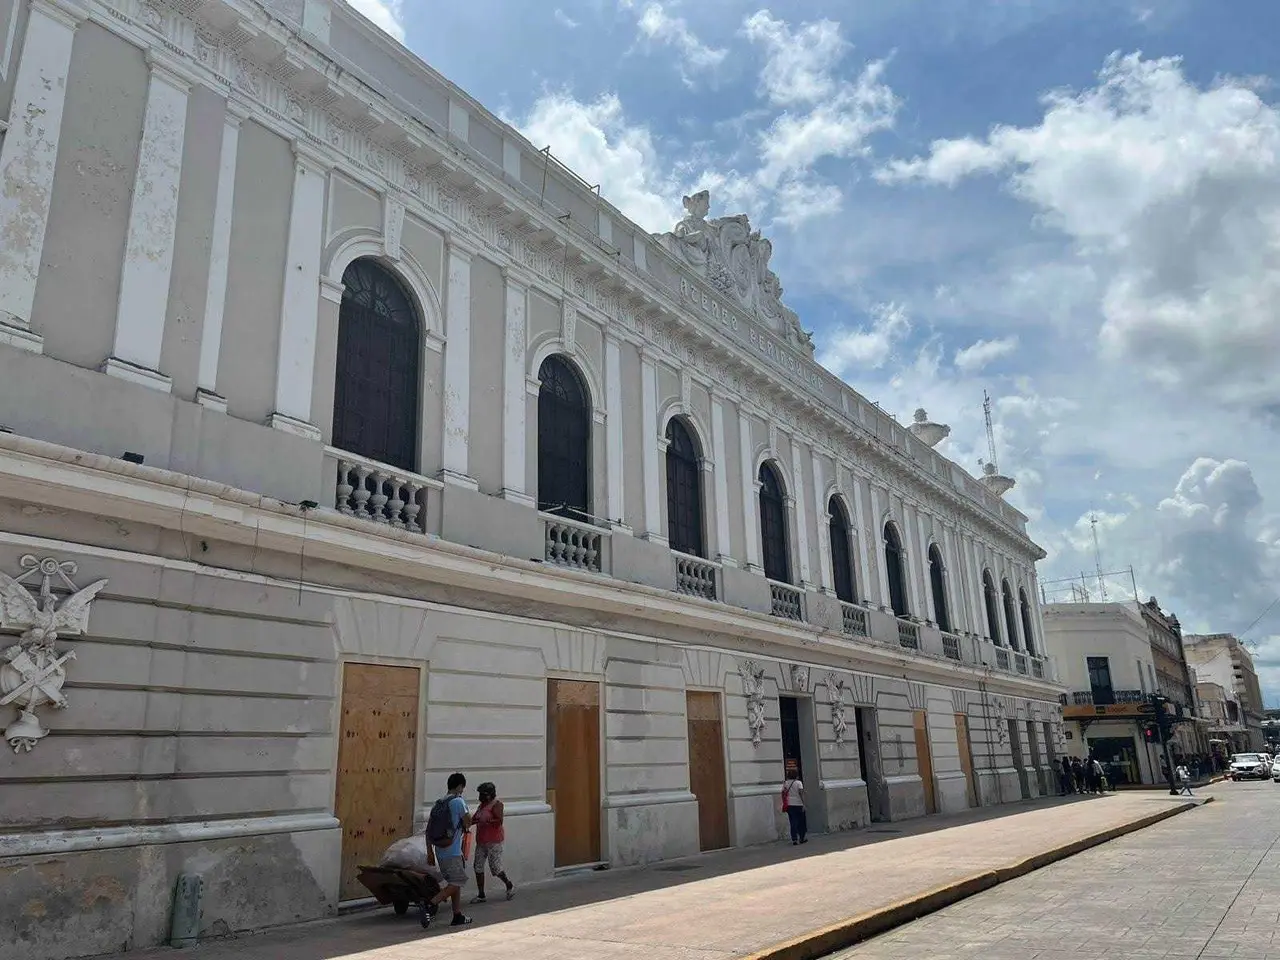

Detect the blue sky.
[{"left": 351, "top": 0, "right": 1280, "bottom": 705}]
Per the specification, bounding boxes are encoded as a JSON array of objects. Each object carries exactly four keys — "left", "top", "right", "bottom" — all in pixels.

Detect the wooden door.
[
  {"left": 334, "top": 663, "right": 420, "bottom": 901},
  {"left": 686, "top": 691, "right": 730, "bottom": 851},
  {"left": 955, "top": 713, "right": 977, "bottom": 808},
  {"left": 913, "top": 710, "right": 937, "bottom": 815},
  {"left": 547, "top": 679, "right": 601, "bottom": 867}
]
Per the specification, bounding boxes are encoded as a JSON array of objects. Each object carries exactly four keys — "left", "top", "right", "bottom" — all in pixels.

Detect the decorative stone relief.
[
  {"left": 790, "top": 664, "right": 809, "bottom": 692},
  {"left": 825, "top": 672, "right": 848, "bottom": 745},
  {"left": 661, "top": 191, "right": 812, "bottom": 351},
  {"left": 0, "top": 556, "right": 108, "bottom": 753},
  {"left": 739, "top": 659, "right": 767, "bottom": 747}
]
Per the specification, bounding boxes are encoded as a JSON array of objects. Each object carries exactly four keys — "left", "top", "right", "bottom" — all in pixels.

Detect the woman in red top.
[{"left": 471, "top": 782, "right": 515, "bottom": 903}]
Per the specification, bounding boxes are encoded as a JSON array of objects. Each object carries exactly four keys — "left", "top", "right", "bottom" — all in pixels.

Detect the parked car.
[
  {"left": 1230, "top": 753, "right": 1271, "bottom": 781},
  {"left": 1273, "top": 763, "right": 1280, "bottom": 783}
]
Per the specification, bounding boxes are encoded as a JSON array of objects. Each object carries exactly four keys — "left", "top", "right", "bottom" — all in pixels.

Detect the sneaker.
[
  {"left": 450, "top": 914, "right": 474, "bottom": 927},
  {"left": 470, "top": 894, "right": 487, "bottom": 905},
  {"left": 505, "top": 886, "right": 515, "bottom": 901}
]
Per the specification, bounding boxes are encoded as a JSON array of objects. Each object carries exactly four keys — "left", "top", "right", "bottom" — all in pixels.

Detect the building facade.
[
  {"left": 1042, "top": 602, "right": 1161, "bottom": 785},
  {"left": 0, "top": 1, "right": 1063, "bottom": 957},
  {"left": 1136, "top": 598, "right": 1206, "bottom": 759},
  {"left": 1195, "top": 681, "right": 1251, "bottom": 756},
  {"left": 1184, "top": 634, "right": 1265, "bottom": 750}
]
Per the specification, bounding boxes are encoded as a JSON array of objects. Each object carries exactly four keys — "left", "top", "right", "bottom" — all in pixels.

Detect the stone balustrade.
[
  {"left": 674, "top": 553, "right": 719, "bottom": 601},
  {"left": 769, "top": 581, "right": 803, "bottom": 621},
  {"left": 543, "top": 514, "right": 609, "bottom": 573},
  {"left": 328, "top": 447, "right": 440, "bottom": 532},
  {"left": 840, "top": 601, "right": 869, "bottom": 638}
]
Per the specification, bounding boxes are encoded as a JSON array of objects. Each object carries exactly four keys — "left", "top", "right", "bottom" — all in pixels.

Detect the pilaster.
[
  {"left": 812, "top": 449, "right": 832, "bottom": 593},
  {"left": 639, "top": 350, "right": 666, "bottom": 544},
  {"left": 195, "top": 98, "right": 251, "bottom": 412},
  {"left": 870, "top": 484, "right": 891, "bottom": 612},
  {"left": 264, "top": 141, "right": 328, "bottom": 439},
  {"left": 850, "top": 470, "right": 873, "bottom": 605},
  {"left": 740, "top": 412, "right": 762, "bottom": 573},
  {"left": 791, "top": 439, "right": 812, "bottom": 588},
  {"left": 710, "top": 394, "right": 734, "bottom": 566},
  {"left": 0, "top": 0, "right": 90, "bottom": 352},
  {"left": 603, "top": 333, "right": 629, "bottom": 529},
  {"left": 500, "top": 270, "right": 532, "bottom": 505},
  {"left": 440, "top": 239, "right": 476, "bottom": 489},
  {"left": 917, "top": 505, "right": 938, "bottom": 625}
]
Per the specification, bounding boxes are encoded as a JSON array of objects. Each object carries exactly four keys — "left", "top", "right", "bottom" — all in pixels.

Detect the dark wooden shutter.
[
  {"left": 665, "top": 419, "right": 705, "bottom": 557},
  {"left": 537, "top": 356, "right": 592, "bottom": 519}
]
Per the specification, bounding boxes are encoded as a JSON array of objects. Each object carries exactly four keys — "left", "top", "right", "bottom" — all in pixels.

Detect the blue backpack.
[{"left": 426, "top": 796, "right": 455, "bottom": 848}]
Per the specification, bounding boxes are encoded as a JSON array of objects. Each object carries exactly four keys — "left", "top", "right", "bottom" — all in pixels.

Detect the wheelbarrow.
[{"left": 356, "top": 865, "right": 443, "bottom": 928}]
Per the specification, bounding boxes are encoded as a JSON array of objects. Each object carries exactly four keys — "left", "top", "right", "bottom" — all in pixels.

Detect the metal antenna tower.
[
  {"left": 1090, "top": 514, "right": 1108, "bottom": 600},
  {"left": 981, "top": 391, "right": 998, "bottom": 472}
]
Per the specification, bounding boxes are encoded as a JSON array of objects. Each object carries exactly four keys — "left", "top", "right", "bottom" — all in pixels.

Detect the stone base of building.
[
  {"left": 605, "top": 794, "right": 700, "bottom": 866},
  {"left": 821, "top": 778, "right": 872, "bottom": 830},
  {"left": 885, "top": 774, "right": 927, "bottom": 820},
  {"left": 975, "top": 768, "right": 1025, "bottom": 805},
  {"left": 935, "top": 771, "right": 972, "bottom": 814}
]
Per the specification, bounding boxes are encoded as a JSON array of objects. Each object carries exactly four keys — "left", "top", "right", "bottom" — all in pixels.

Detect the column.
[
  {"left": 943, "top": 524, "right": 968, "bottom": 633},
  {"left": 499, "top": 271, "right": 533, "bottom": 505},
  {"left": 104, "top": 56, "right": 191, "bottom": 391},
  {"left": 790, "top": 442, "right": 812, "bottom": 587},
  {"left": 602, "top": 333, "right": 628, "bottom": 527},
  {"left": 967, "top": 536, "right": 986, "bottom": 636},
  {"left": 811, "top": 449, "right": 832, "bottom": 592},
  {"left": 916, "top": 506, "right": 938, "bottom": 624},
  {"left": 850, "top": 471, "right": 872, "bottom": 605},
  {"left": 639, "top": 350, "right": 666, "bottom": 543},
  {"left": 1028, "top": 567, "right": 1046, "bottom": 654},
  {"left": 439, "top": 241, "right": 476, "bottom": 487},
  {"left": 870, "top": 485, "right": 891, "bottom": 610},
  {"left": 739, "top": 413, "right": 761, "bottom": 572},
  {"left": 0, "top": 0, "right": 88, "bottom": 352},
  {"left": 195, "top": 99, "right": 250, "bottom": 412},
  {"left": 265, "top": 142, "right": 328, "bottom": 438},
  {"left": 710, "top": 394, "right": 734, "bottom": 565},
  {"left": 901, "top": 502, "right": 924, "bottom": 617}
]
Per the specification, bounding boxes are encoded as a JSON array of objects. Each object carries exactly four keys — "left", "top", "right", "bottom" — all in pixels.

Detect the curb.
[{"left": 742, "top": 799, "right": 1206, "bottom": 960}]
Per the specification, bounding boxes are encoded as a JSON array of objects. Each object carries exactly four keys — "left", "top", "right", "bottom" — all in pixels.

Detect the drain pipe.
[{"left": 170, "top": 874, "right": 204, "bottom": 948}]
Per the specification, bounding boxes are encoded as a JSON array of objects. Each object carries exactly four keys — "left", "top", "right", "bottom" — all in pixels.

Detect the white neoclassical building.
[{"left": 0, "top": 1, "right": 1065, "bottom": 956}]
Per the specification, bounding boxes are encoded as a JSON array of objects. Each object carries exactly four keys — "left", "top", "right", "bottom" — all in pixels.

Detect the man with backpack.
[{"left": 425, "top": 772, "right": 473, "bottom": 928}]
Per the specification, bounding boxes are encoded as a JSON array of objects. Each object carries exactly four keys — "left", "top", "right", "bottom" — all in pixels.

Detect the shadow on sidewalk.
[{"left": 121, "top": 791, "right": 1119, "bottom": 960}]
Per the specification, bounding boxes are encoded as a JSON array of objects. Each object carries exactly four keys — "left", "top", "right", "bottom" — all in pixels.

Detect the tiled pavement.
[
  {"left": 834, "top": 781, "right": 1277, "bottom": 959},
  {"left": 110, "top": 790, "right": 1198, "bottom": 960}
]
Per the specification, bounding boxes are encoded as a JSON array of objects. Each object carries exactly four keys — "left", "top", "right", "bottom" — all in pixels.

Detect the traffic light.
[{"left": 1142, "top": 721, "right": 1161, "bottom": 744}]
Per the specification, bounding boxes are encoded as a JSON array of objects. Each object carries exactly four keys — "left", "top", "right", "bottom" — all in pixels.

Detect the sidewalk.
[{"left": 112, "top": 791, "right": 1204, "bottom": 960}]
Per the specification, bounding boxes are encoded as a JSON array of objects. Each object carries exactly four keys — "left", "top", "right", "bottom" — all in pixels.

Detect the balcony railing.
[
  {"left": 942, "top": 633, "right": 962, "bottom": 661},
  {"left": 674, "top": 553, "right": 718, "bottom": 601},
  {"left": 769, "top": 582, "right": 803, "bottom": 621},
  {"left": 1070, "top": 689, "right": 1146, "bottom": 706},
  {"left": 1032, "top": 658, "right": 1045, "bottom": 679},
  {"left": 840, "top": 602, "right": 869, "bottom": 638},
  {"left": 1014, "top": 652, "right": 1029, "bottom": 675},
  {"left": 896, "top": 619, "right": 920, "bottom": 650},
  {"left": 329, "top": 448, "right": 438, "bottom": 532},
  {"left": 995, "top": 648, "right": 1011, "bottom": 671},
  {"left": 543, "top": 514, "right": 607, "bottom": 573}
]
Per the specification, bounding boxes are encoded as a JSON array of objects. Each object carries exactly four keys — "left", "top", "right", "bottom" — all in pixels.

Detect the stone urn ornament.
[{"left": 0, "top": 556, "right": 107, "bottom": 753}]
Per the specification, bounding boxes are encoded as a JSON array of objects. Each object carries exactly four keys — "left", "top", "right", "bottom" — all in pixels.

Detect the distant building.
[
  {"left": 1183, "top": 634, "right": 1265, "bottom": 750},
  {"left": 1195, "top": 681, "right": 1251, "bottom": 755},
  {"left": 1042, "top": 598, "right": 1208, "bottom": 784}
]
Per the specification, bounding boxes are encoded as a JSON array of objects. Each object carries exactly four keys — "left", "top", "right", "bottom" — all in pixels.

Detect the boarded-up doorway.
[
  {"left": 955, "top": 713, "right": 978, "bottom": 808},
  {"left": 334, "top": 663, "right": 420, "bottom": 901},
  {"left": 856, "top": 706, "right": 888, "bottom": 822},
  {"left": 1009, "top": 719, "right": 1032, "bottom": 799},
  {"left": 913, "top": 710, "right": 937, "bottom": 815},
  {"left": 547, "top": 679, "right": 601, "bottom": 867},
  {"left": 686, "top": 691, "right": 730, "bottom": 851}
]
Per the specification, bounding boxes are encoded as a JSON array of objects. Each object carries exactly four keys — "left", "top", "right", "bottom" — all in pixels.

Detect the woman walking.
[{"left": 781, "top": 774, "right": 807, "bottom": 845}]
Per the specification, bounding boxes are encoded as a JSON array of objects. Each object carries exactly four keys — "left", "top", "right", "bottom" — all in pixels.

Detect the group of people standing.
[
  {"left": 422, "top": 773, "right": 516, "bottom": 929},
  {"left": 1058, "top": 755, "right": 1108, "bottom": 794}
]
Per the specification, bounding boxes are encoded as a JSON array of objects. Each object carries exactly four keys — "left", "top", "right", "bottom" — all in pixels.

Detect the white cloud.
[
  {"left": 344, "top": 0, "right": 405, "bottom": 42},
  {"left": 516, "top": 92, "right": 681, "bottom": 234},
  {"left": 878, "top": 53, "right": 1280, "bottom": 418},
  {"left": 773, "top": 179, "right": 844, "bottom": 226},
  {"left": 954, "top": 336, "right": 1018, "bottom": 374},
  {"left": 818, "top": 302, "right": 912, "bottom": 376},
  {"left": 623, "top": 1, "right": 726, "bottom": 79},
  {"left": 554, "top": 8, "right": 580, "bottom": 29},
  {"left": 743, "top": 10, "right": 848, "bottom": 106}
]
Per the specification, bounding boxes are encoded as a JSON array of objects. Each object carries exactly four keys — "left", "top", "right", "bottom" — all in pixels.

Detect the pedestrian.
[
  {"left": 1176, "top": 763, "right": 1193, "bottom": 796},
  {"left": 1070, "top": 756, "right": 1084, "bottom": 793},
  {"left": 1090, "top": 756, "right": 1106, "bottom": 793},
  {"left": 781, "top": 773, "right": 807, "bottom": 844},
  {"left": 470, "top": 781, "right": 515, "bottom": 904},
  {"left": 1058, "top": 755, "right": 1073, "bottom": 795},
  {"left": 425, "top": 772, "right": 474, "bottom": 928}
]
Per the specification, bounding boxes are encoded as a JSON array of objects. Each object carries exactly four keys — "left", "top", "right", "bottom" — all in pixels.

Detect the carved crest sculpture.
[
  {"left": 739, "top": 659, "right": 768, "bottom": 747},
  {"left": 663, "top": 191, "right": 814, "bottom": 353},
  {"left": 790, "top": 664, "right": 809, "bottom": 692},
  {"left": 0, "top": 556, "right": 107, "bottom": 753},
  {"left": 825, "top": 672, "right": 848, "bottom": 745}
]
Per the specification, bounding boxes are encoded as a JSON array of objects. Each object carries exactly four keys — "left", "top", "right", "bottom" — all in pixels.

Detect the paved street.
[
  {"left": 834, "top": 781, "right": 1279, "bottom": 959},
  {"left": 112, "top": 790, "right": 1197, "bottom": 960}
]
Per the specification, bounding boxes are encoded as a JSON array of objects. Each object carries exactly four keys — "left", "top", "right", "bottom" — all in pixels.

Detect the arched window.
[
  {"left": 928, "top": 544, "right": 951, "bottom": 634},
  {"left": 759, "top": 463, "right": 790, "bottom": 583},
  {"left": 828, "top": 497, "right": 856, "bottom": 604},
  {"left": 884, "top": 522, "right": 909, "bottom": 618},
  {"left": 983, "top": 571, "right": 1002, "bottom": 644},
  {"left": 1002, "top": 579, "right": 1020, "bottom": 651},
  {"left": 537, "top": 355, "right": 591, "bottom": 520},
  {"left": 332, "top": 259, "right": 421, "bottom": 470},
  {"left": 665, "top": 418, "right": 704, "bottom": 557},
  {"left": 1019, "top": 589, "right": 1037, "bottom": 656}
]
